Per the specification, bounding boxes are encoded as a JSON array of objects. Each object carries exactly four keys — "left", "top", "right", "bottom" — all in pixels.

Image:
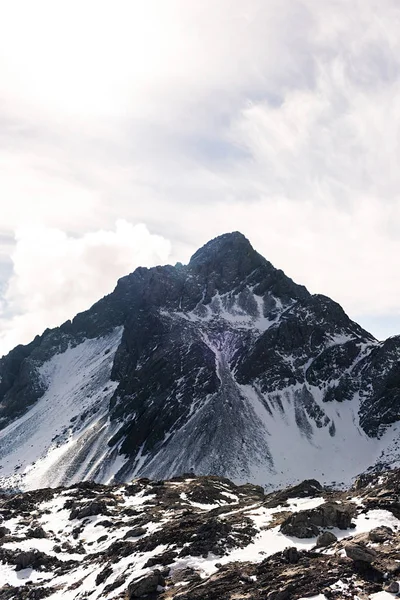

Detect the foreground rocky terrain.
[
  {"left": 0, "top": 232, "right": 400, "bottom": 491},
  {"left": 2, "top": 469, "right": 400, "bottom": 599}
]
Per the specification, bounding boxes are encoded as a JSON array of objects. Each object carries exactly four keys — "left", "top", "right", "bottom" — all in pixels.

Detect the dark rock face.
[
  {"left": 0, "top": 231, "right": 400, "bottom": 489},
  {"left": 357, "top": 336, "right": 400, "bottom": 436},
  {"left": 0, "top": 342, "right": 47, "bottom": 427}
]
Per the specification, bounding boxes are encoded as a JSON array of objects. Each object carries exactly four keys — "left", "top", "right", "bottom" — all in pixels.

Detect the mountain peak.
[
  {"left": 189, "top": 231, "right": 255, "bottom": 265},
  {"left": 188, "top": 232, "right": 266, "bottom": 290},
  {"left": 1, "top": 230, "right": 400, "bottom": 494}
]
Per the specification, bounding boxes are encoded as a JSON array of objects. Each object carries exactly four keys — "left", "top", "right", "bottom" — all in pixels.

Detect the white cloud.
[
  {"left": 0, "top": 222, "right": 170, "bottom": 356},
  {"left": 0, "top": 0, "right": 400, "bottom": 347}
]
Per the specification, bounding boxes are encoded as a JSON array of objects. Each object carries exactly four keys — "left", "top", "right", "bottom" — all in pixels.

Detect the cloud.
[
  {"left": 0, "top": 222, "right": 170, "bottom": 356},
  {"left": 0, "top": 0, "right": 400, "bottom": 346}
]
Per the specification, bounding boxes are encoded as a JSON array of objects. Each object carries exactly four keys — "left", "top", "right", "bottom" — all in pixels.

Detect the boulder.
[
  {"left": 70, "top": 500, "right": 109, "bottom": 520},
  {"left": 27, "top": 526, "right": 47, "bottom": 539},
  {"left": 128, "top": 570, "right": 165, "bottom": 597},
  {"left": 280, "top": 480, "right": 323, "bottom": 501},
  {"left": 344, "top": 543, "right": 378, "bottom": 563},
  {"left": 267, "top": 585, "right": 293, "bottom": 600},
  {"left": 144, "top": 550, "right": 178, "bottom": 568},
  {"left": 368, "top": 526, "right": 393, "bottom": 543},
  {"left": 266, "top": 480, "right": 324, "bottom": 508},
  {"left": 316, "top": 531, "right": 337, "bottom": 547},
  {"left": 280, "top": 502, "right": 355, "bottom": 538},
  {"left": 124, "top": 527, "right": 147, "bottom": 538},
  {"left": 386, "top": 562, "right": 400, "bottom": 576},
  {"left": 282, "top": 547, "right": 300, "bottom": 564},
  {"left": 95, "top": 566, "right": 113, "bottom": 586},
  {"left": 0, "top": 526, "right": 11, "bottom": 538},
  {"left": 384, "top": 581, "right": 400, "bottom": 594},
  {"left": 14, "top": 550, "right": 52, "bottom": 571},
  {"left": 170, "top": 567, "right": 201, "bottom": 584},
  {"left": 15, "top": 550, "right": 38, "bottom": 570}
]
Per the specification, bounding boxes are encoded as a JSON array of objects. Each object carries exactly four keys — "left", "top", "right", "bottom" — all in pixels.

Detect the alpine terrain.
[
  {"left": 0, "top": 232, "right": 399, "bottom": 491},
  {"left": 3, "top": 470, "right": 400, "bottom": 599}
]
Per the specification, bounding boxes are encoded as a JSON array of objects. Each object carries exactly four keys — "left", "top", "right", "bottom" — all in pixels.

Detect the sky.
[{"left": 0, "top": 0, "right": 400, "bottom": 355}]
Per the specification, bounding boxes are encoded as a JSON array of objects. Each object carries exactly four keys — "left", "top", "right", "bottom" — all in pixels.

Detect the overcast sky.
[{"left": 0, "top": 0, "right": 400, "bottom": 355}]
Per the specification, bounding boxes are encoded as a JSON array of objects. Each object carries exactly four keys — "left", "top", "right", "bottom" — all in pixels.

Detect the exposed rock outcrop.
[{"left": 280, "top": 502, "right": 355, "bottom": 538}]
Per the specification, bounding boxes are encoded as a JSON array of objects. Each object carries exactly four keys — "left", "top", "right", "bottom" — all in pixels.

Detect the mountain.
[
  {"left": 2, "top": 469, "right": 400, "bottom": 599},
  {"left": 0, "top": 231, "right": 399, "bottom": 491}
]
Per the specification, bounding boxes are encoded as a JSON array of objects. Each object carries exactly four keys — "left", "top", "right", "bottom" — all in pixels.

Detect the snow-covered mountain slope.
[
  {"left": 0, "top": 328, "right": 124, "bottom": 491},
  {"left": 2, "top": 470, "right": 400, "bottom": 599},
  {"left": 0, "top": 232, "right": 399, "bottom": 491}
]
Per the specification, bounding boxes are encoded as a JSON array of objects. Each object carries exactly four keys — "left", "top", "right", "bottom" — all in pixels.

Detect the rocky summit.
[
  {"left": 0, "top": 231, "right": 400, "bottom": 491},
  {"left": 2, "top": 469, "right": 400, "bottom": 599}
]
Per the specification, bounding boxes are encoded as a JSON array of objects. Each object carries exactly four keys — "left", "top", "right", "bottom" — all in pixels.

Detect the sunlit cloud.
[
  {"left": 0, "top": 222, "right": 170, "bottom": 355},
  {"left": 0, "top": 0, "right": 399, "bottom": 349}
]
